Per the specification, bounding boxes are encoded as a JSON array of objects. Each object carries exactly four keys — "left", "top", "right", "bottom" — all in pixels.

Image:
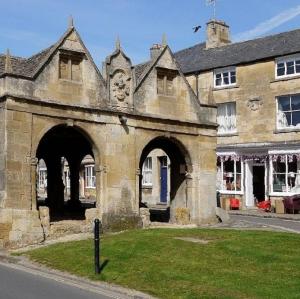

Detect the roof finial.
[
  {"left": 116, "top": 36, "right": 121, "bottom": 50},
  {"left": 68, "top": 15, "right": 74, "bottom": 29},
  {"left": 5, "top": 49, "right": 12, "bottom": 73},
  {"left": 162, "top": 33, "right": 167, "bottom": 47}
]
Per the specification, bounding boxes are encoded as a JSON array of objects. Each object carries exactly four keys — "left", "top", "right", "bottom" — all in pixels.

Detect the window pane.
[
  {"left": 236, "top": 160, "right": 241, "bottom": 173},
  {"left": 230, "top": 72, "right": 236, "bottom": 84},
  {"left": 223, "top": 72, "right": 229, "bottom": 85},
  {"left": 291, "top": 111, "right": 300, "bottom": 126},
  {"left": 278, "top": 96, "right": 290, "bottom": 111},
  {"left": 273, "top": 158, "right": 286, "bottom": 173},
  {"left": 273, "top": 174, "right": 286, "bottom": 192},
  {"left": 235, "top": 174, "right": 242, "bottom": 191},
  {"left": 284, "top": 112, "right": 292, "bottom": 126},
  {"left": 215, "top": 73, "right": 222, "bottom": 86},
  {"left": 291, "top": 95, "right": 300, "bottom": 110},
  {"left": 277, "top": 62, "right": 285, "bottom": 76},
  {"left": 296, "top": 60, "right": 300, "bottom": 73},
  {"left": 286, "top": 61, "right": 295, "bottom": 75}
]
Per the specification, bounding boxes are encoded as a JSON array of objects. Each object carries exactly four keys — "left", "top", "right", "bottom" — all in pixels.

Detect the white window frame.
[
  {"left": 214, "top": 67, "right": 236, "bottom": 88},
  {"left": 217, "top": 102, "right": 237, "bottom": 135},
  {"left": 269, "top": 150, "right": 300, "bottom": 196},
  {"left": 85, "top": 165, "right": 96, "bottom": 189},
  {"left": 276, "top": 94, "right": 300, "bottom": 129},
  {"left": 217, "top": 155, "right": 244, "bottom": 195},
  {"left": 142, "top": 157, "right": 153, "bottom": 187},
  {"left": 275, "top": 55, "right": 300, "bottom": 79}
]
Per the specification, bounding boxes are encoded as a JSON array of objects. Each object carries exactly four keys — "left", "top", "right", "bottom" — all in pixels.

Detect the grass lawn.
[{"left": 20, "top": 229, "right": 300, "bottom": 299}]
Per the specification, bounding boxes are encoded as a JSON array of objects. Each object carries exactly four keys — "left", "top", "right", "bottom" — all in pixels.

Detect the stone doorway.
[
  {"left": 139, "top": 137, "right": 191, "bottom": 224},
  {"left": 36, "top": 125, "right": 97, "bottom": 222}
]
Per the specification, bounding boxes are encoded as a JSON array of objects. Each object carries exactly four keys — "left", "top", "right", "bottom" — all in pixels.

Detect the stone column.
[
  {"left": 46, "top": 155, "right": 65, "bottom": 215},
  {"left": 69, "top": 159, "right": 81, "bottom": 209}
]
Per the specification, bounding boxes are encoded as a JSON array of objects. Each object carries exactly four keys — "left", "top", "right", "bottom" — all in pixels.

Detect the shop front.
[{"left": 217, "top": 148, "right": 300, "bottom": 210}]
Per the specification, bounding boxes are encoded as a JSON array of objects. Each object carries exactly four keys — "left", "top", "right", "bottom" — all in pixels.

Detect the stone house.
[
  {"left": 0, "top": 21, "right": 217, "bottom": 247},
  {"left": 175, "top": 19, "right": 300, "bottom": 209}
]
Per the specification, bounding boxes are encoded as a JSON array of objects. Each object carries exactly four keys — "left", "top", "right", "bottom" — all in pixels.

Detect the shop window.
[
  {"left": 277, "top": 94, "right": 300, "bottom": 128},
  {"left": 214, "top": 67, "right": 236, "bottom": 87},
  {"left": 157, "top": 68, "right": 176, "bottom": 96},
  {"left": 217, "top": 157, "right": 242, "bottom": 193},
  {"left": 142, "top": 157, "right": 152, "bottom": 186},
  {"left": 85, "top": 165, "right": 96, "bottom": 188},
  {"left": 59, "top": 53, "right": 82, "bottom": 82},
  {"left": 217, "top": 102, "right": 237, "bottom": 134},
  {"left": 271, "top": 154, "right": 300, "bottom": 193}
]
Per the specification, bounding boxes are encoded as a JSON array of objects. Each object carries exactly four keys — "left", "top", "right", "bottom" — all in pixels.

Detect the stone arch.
[
  {"left": 138, "top": 136, "right": 193, "bottom": 223},
  {"left": 35, "top": 124, "right": 100, "bottom": 221}
]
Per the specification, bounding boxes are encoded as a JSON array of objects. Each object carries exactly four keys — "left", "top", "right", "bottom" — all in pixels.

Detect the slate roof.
[
  {"left": 174, "top": 28, "right": 300, "bottom": 74},
  {"left": 0, "top": 45, "right": 55, "bottom": 78},
  {"left": 134, "top": 61, "right": 151, "bottom": 80}
]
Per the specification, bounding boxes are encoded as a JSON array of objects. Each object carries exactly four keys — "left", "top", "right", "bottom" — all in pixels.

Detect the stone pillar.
[
  {"left": 69, "top": 159, "right": 81, "bottom": 209},
  {"left": 46, "top": 155, "right": 64, "bottom": 215}
]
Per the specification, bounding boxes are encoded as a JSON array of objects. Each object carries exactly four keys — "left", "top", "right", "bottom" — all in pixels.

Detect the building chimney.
[
  {"left": 150, "top": 44, "right": 163, "bottom": 60},
  {"left": 206, "top": 20, "right": 231, "bottom": 49}
]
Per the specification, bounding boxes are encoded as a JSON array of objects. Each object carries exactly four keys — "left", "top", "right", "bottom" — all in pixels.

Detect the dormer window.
[
  {"left": 214, "top": 67, "right": 236, "bottom": 88},
  {"left": 157, "top": 68, "right": 177, "bottom": 96},
  {"left": 59, "top": 52, "right": 83, "bottom": 82},
  {"left": 276, "top": 55, "right": 300, "bottom": 78}
]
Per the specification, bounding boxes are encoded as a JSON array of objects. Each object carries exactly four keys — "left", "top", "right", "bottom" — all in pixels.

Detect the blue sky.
[{"left": 1, "top": 0, "right": 300, "bottom": 65}]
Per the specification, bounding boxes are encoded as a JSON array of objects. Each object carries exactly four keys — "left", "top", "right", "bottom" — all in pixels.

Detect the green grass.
[{"left": 21, "top": 229, "right": 300, "bottom": 299}]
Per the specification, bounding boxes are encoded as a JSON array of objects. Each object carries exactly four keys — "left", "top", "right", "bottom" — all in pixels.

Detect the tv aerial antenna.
[{"left": 206, "top": 0, "right": 217, "bottom": 20}]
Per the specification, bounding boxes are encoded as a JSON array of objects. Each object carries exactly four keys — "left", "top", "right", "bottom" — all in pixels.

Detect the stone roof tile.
[{"left": 174, "top": 28, "right": 300, "bottom": 74}]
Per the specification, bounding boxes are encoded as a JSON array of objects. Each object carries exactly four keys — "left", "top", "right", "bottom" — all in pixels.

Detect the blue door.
[{"left": 160, "top": 156, "right": 168, "bottom": 203}]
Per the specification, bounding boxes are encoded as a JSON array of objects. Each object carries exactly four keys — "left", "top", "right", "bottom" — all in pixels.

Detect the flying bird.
[{"left": 193, "top": 25, "right": 202, "bottom": 33}]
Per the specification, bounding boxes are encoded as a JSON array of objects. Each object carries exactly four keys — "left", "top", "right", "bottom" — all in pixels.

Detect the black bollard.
[{"left": 94, "top": 218, "right": 100, "bottom": 274}]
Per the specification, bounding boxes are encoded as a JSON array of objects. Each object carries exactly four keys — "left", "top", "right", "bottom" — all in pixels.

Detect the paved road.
[
  {"left": 231, "top": 214, "right": 300, "bottom": 233},
  {"left": 0, "top": 262, "right": 117, "bottom": 299}
]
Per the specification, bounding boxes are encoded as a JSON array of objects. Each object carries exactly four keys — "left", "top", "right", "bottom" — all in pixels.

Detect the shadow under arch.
[
  {"left": 36, "top": 124, "right": 100, "bottom": 221},
  {"left": 139, "top": 136, "right": 193, "bottom": 223}
]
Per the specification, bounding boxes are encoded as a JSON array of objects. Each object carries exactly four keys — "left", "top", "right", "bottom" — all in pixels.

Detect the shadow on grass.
[{"left": 100, "top": 259, "right": 109, "bottom": 273}]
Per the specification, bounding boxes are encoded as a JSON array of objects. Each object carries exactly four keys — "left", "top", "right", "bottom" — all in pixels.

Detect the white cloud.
[{"left": 233, "top": 5, "right": 300, "bottom": 42}]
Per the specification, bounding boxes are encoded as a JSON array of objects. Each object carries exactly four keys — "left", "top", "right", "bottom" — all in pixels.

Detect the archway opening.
[
  {"left": 36, "top": 125, "right": 96, "bottom": 221},
  {"left": 139, "top": 137, "right": 191, "bottom": 223}
]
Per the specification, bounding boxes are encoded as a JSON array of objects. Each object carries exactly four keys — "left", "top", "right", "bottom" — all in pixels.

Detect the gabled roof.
[
  {"left": 174, "top": 28, "right": 300, "bottom": 74},
  {"left": 0, "top": 27, "right": 105, "bottom": 85},
  {"left": 0, "top": 45, "right": 55, "bottom": 78}
]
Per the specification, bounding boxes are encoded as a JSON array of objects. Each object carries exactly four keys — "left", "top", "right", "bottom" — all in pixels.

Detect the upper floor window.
[
  {"left": 214, "top": 67, "right": 236, "bottom": 87},
  {"left": 59, "top": 53, "right": 82, "bottom": 82},
  {"left": 276, "top": 56, "right": 300, "bottom": 78},
  {"left": 277, "top": 94, "right": 300, "bottom": 129},
  {"left": 142, "top": 157, "right": 152, "bottom": 186},
  {"left": 157, "top": 68, "right": 177, "bottom": 96},
  {"left": 217, "top": 102, "right": 237, "bottom": 134}
]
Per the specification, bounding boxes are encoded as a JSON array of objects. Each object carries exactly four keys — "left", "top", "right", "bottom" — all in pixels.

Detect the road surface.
[
  {"left": 0, "top": 262, "right": 120, "bottom": 299},
  {"left": 231, "top": 214, "right": 300, "bottom": 233}
]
